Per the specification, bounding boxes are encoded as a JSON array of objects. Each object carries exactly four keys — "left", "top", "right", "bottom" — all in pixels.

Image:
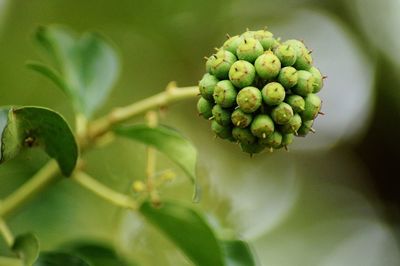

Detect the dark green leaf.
[
  {"left": 0, "top": 106, "right": 78, "bottom": 176},
  {"left": 222, "top": 240, "right": 257, "bottom": 266},
  {"left": 33, "top": 25, "right": 120, "bottom": 118},
  {"left": 115, "top": 125, "right": 199, "bottom": 200},
  {"left": 11, "top": 233, "right": 40, "bottom": 266},
  {"left": 26, "top": 61, "right": 68, "bottom": 94},
  {"left": 33, "top": 252, "right": 89, "bottom": 266},
  {"left": 140, "top": 201, "right": 224, "bottom": 266}
]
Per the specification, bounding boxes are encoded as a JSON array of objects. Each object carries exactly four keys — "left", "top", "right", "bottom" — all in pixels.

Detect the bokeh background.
[{"left": 1, "top": 0, "right": 400, "bottom": 265}]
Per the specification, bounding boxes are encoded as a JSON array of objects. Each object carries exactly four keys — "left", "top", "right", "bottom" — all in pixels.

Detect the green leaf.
[
  {"left": 33, "top": 252, "right": 89, "bottom": 266},
  {"left": 140, "top": 201, "right": 224, "bottom": 266},
  {"left": 26, "top": 61, "right": 68, "bottom": 94},
  {"left": 32, "top": 25, "right": 120, "bottom": 118},
  {"left": 0, "top": 106, "right": 78, "bottom": 176},
  {"left": 115, "top": 124, "right": 199, "bottom": 201},
  {"left": 11, "top": 233, "right": 40, "bottom": 266},
  {"left": 222, "top": 240, "right": 257, "bottom": 266}
]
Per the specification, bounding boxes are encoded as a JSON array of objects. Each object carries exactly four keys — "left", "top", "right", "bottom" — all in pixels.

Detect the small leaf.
[
  {"left": 26, "top": 61, "right": 68, "bottom": 94},
  {"left": 11, "top": 233, "right": 40, "bottom": 266},
  {"left": 0, "top": 106, "right": 78, "bottom": 176},
  {"left": 32, "top": 25, "right": 120, "bottom": 118},
  {"left": 222, "top": 240, "right": 257, "bottom": 266},
  {"left": 33, "top": 252, "right": 89, "bottom": 266},
  {"left": 140, "top": 201, "right": 224, "bottom": 266},
  {"left": 115, "top": 124, "right": 199, "bottom": 200}
]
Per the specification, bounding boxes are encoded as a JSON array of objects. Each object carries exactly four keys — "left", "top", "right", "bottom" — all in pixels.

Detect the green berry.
[
  {"left": 281, "top": 133, "right": 294, "bottom": 146},
  {"left": 286, "top": 94, "right": 305, "bottom": 113},
  {"left": 297, "top": 120, "right": 314, "bottom": 136},
  {"left": 223, "top": 35, "right": 243, "bottom": 55},
  {"left": 261, "top": 82, "right": 285, "bottom": 106},
  {"left": 292, "top": 70, "right": 315, "bottom": 97},
  {"left": 229, "top": 60, "right": 256, "bottom": 88},
  {"left": 213, "top": 80, "right": 237, "bottom": 108},
  {"left": 259, "top": 131, "right": 282, "bottom": 149},
  {"left": 274, "top": 44, "right": 297, "bottom": 66},
  {"left": 277, "top": 66, "right": 298, "bottom": 89},
  {"left": 309, "top": 66, "right": 323, "bottom": 93},
  {"left": 211, "top": 49, "right": 237, "bottom": 79},
  {"left": 212, "top": 105, "right": 232, "bottom": 126},
  {"left": 293, "top": 48, "right": 313, "bottom": 70},
  {"left": 239, "top": 142, "right": 265, "bottom": 155},
  {"left": 197, "top": 97, "right": 214, "bottom": 119},
  {"left": 271, "top": 102, "right": 294, "bottom": 125},
  {"left": 199, "top": 73, "right": 219, "bottom": 101},
  {"left": 250, "top": 114, "right": 274, "bottom": 139},
  {"left": 206, "top": 55, "right": 216, "bottom": 74},
  {"left": 254, "top": 51, "right": 281, "bottom": 80},
  {"left": 211, "top": 120, "right": 233, "bottom": 140},
  {"left": 253, "top": 30, "right": 277, "bottom": 50},
  {"left": 232, "top": 127, "right": 256, "bottom": 144},
  {"left": 236, "top": 37, "right": 264, "bottom": 63},
  {"left": 231, "top": 109, "right": 253, "bottom": 128},
  {"left": 283, "top": 39, "right": 307, "bottom": 57},
  {"left": 280, "top": 113, "right": 302, "bottom": 134},
  {"left": 301, "top": 94, "right": 322, "bottom": 121},
  {"left": 236, "top": 86, "right": 262, "bottom": 113}
]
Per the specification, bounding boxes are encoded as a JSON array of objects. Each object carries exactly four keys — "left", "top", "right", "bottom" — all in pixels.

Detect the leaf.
[
  {"left": 222, "top": 240, "right": 257, "bottom": 266},
  {"left": 26, "top": 61, "right": 68, "bottom": 94},
  {"left": 115, "top": 124, "right": 199, "bottom": 201},
  {"left": 140, "top": 201, "right": 224, "bottom": 266},
  {"left": 32, "top": 25, "right": 120, "bottom": 118},
  {"left": 33, "top": 252, "right": 89, "bottom": 266},
  {"left": 11, "top": 233, "right": 40, "bottom": 266},
  {"left": 0, "top": 106, "right": 78, "bottom": 176}
]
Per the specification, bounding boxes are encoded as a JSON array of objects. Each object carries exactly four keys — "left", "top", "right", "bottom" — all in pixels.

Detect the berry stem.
[
  {"left": 0, "top": 256, "right": 22, "bottom": 266},
  {"left": 145, "top": 111, "right": 160, "bottom": 205},
  {"left": 0, "top": 218, "right": 14, "bottom": 247}
]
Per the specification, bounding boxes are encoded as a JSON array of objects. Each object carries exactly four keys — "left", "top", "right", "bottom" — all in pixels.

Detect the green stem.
[
  {"left": 0, "top": 219, "right": 14, "bottom": 247},
  {"left": 72, "top": 171, "right": 138, "bottom": 210},
  {"left": 0, "top": 160, "right": 59, "bottom": 218},
  {"left": 0, "top": 256, "right": 22, "bottom": 266}
]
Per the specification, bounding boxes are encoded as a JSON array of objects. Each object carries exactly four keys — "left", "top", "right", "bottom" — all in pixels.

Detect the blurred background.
[{"left": 1, "top": 0, "right": 400, "bottom": 265}]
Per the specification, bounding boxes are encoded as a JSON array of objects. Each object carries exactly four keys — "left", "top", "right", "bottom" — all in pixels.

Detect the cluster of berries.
[{"left": 197, "top": 28, "right": 325, "bottom": 155}]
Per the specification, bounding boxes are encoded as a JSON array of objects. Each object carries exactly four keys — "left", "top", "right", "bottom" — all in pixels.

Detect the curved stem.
[{"left": 0, "top": 219, "right": 14, "bottom": 247}]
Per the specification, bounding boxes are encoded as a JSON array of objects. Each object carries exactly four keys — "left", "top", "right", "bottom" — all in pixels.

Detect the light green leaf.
[
  {"left": 11, "top": 233, "right": 40, "bottom": 266},
  {"left": 140, "top": 201, "right": 224, "bottom": 266},
  {"left": 222, "top": 240, "right": 257, "bottom": 266},
  {"left": 115, "top": 124, "right": 199, "bottom": 201},
  {"left": 26, "top": 61, "right": 68, "bottom": 94},
  {"left": 0, "top": 106, "right": 78, "bottom": 176},
  {"left": 32, "top": 25, "right": 120, "bottom": 118},
  {"left": 33, "top": 252, "right": 89, "bottom": 266}
]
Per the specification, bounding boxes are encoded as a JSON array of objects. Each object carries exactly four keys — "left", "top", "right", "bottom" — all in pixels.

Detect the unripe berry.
[
  {"left": 211, "top": 49, "right": 237, "bottom": 79},
  {"left": 229, "top": 60, "right": 256, "bottom": 88},
  {"left": 236, "top": 37, "right": 264, "bottom": 63},
  {"left": 223, "top": 35, "right": 243, "bottom": 56},
  {"left": 292, "top": 70, "right": 315, "bottom": 97},
  {"left": 250, "top": 114, "right": 275, "bottom": 139},
  {"left": 297, "top": 119, "right": 314, "bottom": 136},
  {"left": 254, "top": 51, "right": 281, "bottom": 80},
  {"left": 293, "top": 49, "right": 313, "bottom": 70},
  {"left": 259, "top": 131, "right": 282, "bottom": 149},
  {"left": 253, "top": 30, "right": 277, "bottom": 51},
  {"left": 271, "top": 102, "right": 294, "bottom": 125},
  {"left": 232, "top": 127, "right": 256, "bottom": 144},
  {"left": 231, "top": 109, "right": 253, "bottom": 128},
  {"left": 309, "top": 66, "right": 323, "bottom": 93},
  {"left": 236, "top": 86, "right": 262, "bottom": 113},
  {"left": 205, "top": 55, "right": 216, "bottom": 74},
  {"left": 261, "top": 82, "right": 285, "bottom": 106},
  {"left": 283, "top": 39, "right": 307, "bottom": 57},
  {"left": 280, "top": 113, "right": 302, "bottom": 134},
  {"left": 286, "top": 94, "right": 305, "bottom": 113},
  {"left": 212, "top": 105, "right": 232, "bottom": 126},
  {"left": 199, "top": 73, "right": 219, "bottom": 101},
  {"left": 281, "top": 133, "right": 294, "bottom": 146},
  {"left": 240, "top": 142, "right": 266, "bottom": 155},
  {"left": 274, "top": 44, "right": 297, "bottom": 66},
  {"left": 211, "top": 120, "right": 233, "bottom": 140},
  {"left": 301, "top": 94, "right": 322, "bottom": 121},
  {"left": 213, "top": 80, "right": 237, "bottom": 108},
  {"left": 277, "top": 67, "right": 298, "bottom": 89},
  {"left": 197, "top": 97, "right": 214, "bottom": 119}
]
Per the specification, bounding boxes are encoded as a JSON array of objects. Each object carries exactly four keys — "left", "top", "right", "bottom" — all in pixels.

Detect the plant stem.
[
  {"left": 0, "top": 219, "right": 14, "bottom": 247},
  {"left": 0, "top": 256, "right": 22, "bottom": 266},
  {"left": 0, "top": 160, "right": 60, "bottom": 218},
  {"left": 145, "top": 111, "right": 160, "bottom": 204},
  {"left": 72, "top": 171, "right": 138, "bottom": 210}
]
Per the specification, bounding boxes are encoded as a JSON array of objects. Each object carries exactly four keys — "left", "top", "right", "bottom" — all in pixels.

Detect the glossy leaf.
[
  {"left": 12, "top": 233, "right": 40, "bottom": 266},
  {"left": 222, "top": 240, "right": 257, "bottom": 266},
  {"left": 33, "top": 252, "right": 89, "bottom": 266},
  {"left": 0, "top": 106, "right": 78, "bottom": 176},
  {"left": 32, "top": 25, "right": 120, "bottom": 118},
  {"left": 115, "top": 125, "right": 199, "bottom": 200},
  {"left": 140, "top": 201, "right": 224, "bottom": 266}
]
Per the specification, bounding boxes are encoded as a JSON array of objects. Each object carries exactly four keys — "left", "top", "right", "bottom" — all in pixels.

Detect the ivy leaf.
[
  {"left": 140, "top": 201, "right": 224, "bottom": 266},
  {"left": 11, "top": 233, "right": 40, "bottom": 266},
  {"left": 33, "top": 252, "right": 89, "bottom": 266},
  {"left": 32, "top": 25, "right": 120, "bottom": 118},
  {"left": 26, "top": 61, "right": 68, "bottom": 94},
  {"left": 115, "top": 125, "right": 199, "bottom": 201},
  {"left": 0, "top": 106, "right": 78, "bottom": 176},
  {"left": 222, "top": 240, "right": 257, "bottom": 266}
]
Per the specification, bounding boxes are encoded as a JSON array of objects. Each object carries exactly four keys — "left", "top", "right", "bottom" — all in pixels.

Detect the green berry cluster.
[{"left": 197, "top": 28, "right": 325, "bottom": 155}]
